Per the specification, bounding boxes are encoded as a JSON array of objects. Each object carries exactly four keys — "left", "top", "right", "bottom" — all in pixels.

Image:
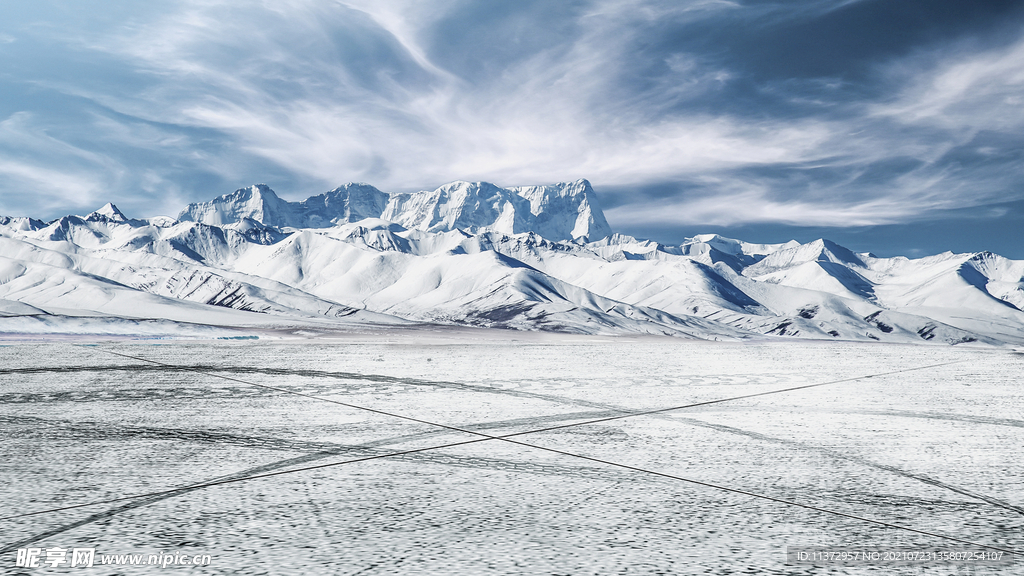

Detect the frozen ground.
[{"left": 0, "top": 333, "right": 1021, "bottom": 575}]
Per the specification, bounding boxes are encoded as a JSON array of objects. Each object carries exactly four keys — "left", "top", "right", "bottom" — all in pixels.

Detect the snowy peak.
[
  {"left": 87, "top": 202, "right": 128, "bottom": 223},
  {"left": 512, "top": 179, "right": 612, "bottom": 241},
  {"left": 172, "top": 179, "right": 612, "bottom": 241},
  {"left": 687, "top": 234, "right": 799, "bottom": 257},
  {"left": 958, "top": 251, "right": 1024, "bottom": 311},
  {"left": 746, "top": 238, "right": 866, "bottom": 275},
  {"left": 178, "top": 183, "right": 389, "bottom": 229},
  {"left": 382, "top": 181, "right": 531, "bottom": 236},
  {"left": 382, "top": 179, "right": 612, "bottom": 241},
  {"left": 0, "top": 216, "right": 45, "bottom": 232},
  {"left": 296, "top": 183, "right": 389, "bottom": 227},
  {"left": 179, "top": 184, "right": 293, "bottom": 227}
]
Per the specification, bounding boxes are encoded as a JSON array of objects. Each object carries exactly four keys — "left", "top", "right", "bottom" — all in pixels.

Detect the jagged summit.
[
  {"left": 87, "top": 202, "right": 128, "bottom": 223},
  {"left": 383, "top": 181, "right": 534, "bottom": 238},
  {"left": 177, "top": 178, "right": 613, "bottom": 241},
  {"left": 177, "top": 183, "right": 389, "bottom": 229},
  {"left": 511, "top": 179, "right": 612, "bottom": 241},
  {"left": 178, "top": 184, "right": 291, "bottom": 227},
  {"left": 298, "top": 183, "right": 389, "bottom": 227}
]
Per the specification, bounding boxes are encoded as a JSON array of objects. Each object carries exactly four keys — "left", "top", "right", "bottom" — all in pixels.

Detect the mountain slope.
[{"left": 2, "top": 179, "right": 1022, "bottom": 344}]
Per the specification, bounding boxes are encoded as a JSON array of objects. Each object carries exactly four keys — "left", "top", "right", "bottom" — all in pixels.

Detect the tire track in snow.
[
  {"left": 4, "top": 359, "right": 1019, "bottom": 550},
  {"left": 0, "top": 409, "right": 635, "bottom": 553},
  {"left": 0, "top": 363, "right": 627, "bottom": 410},
  {"left": 663, "top": 415, "right": 1024, "bottom": 516},
  {"left": 14, "top": 362, "right": 1021, "bottom": 429},
  {"left": 0, "top": 451, "right": 347, "bottom": 555},
  {"left": 679, "top": 404, "right": 1024, "bottom": 429},
  {"left": 826, "top": 408, "right": 1024, "bottom": 429},
  {"left": 0, "top": 409, "right": 635, "bottom": 485},
  {"left": 8, "top": 361, "right": 1020, "bottom": 517}
]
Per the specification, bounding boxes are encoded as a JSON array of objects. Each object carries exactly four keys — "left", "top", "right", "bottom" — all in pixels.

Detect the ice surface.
[{"left": 0, "top": 336, "right": 1020, "bottom": 575}]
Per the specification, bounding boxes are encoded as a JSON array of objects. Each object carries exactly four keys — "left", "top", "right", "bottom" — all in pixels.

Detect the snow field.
[{"left": 0, "top": 337, "right": 1021, "bottom": 575}]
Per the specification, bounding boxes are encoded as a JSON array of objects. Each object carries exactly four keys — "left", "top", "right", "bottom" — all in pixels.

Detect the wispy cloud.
[
  {"left": 606, "top": 161, "right": 1018, "bottom": 227},
  {"left": 0, "top": 112, "right": 113, "bottom": 215},
  {"left": 609, "top": 191, "right": 901, "bottom": 228},
  {"left": 1, "top": 0, "right": 1022, "bottom": 238},
  {"left": 872, "top": 35, "right": 1024, "bottom": 132},
  {"left": 76, "top": 0, "right": 826, "bottom": 189}
]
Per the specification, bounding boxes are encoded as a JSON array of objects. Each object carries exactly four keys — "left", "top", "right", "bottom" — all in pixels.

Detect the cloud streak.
[
  {"left": 75, "top": 1, "right": 835, "bottom": 187},
  {"left": 0, "top": 0, "right": 1022, "bottom": 241}
]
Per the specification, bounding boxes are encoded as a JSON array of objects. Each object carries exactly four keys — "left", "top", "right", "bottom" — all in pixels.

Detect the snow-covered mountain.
[
  {"left": 2, "top": 180, "right": 1022, "bottom": 344},
  {"left": 380, "top": 179, "right": 611, "bottom": 241},
  {"left": 179, "top": 179, "right": 610, "bottom": 241},
  {"left": 178, "top": 183, "right": 389, "bottom": 229}
]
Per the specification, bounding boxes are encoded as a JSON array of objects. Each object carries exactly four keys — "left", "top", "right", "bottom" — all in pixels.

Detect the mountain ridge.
[
  {"left": 180, "top": 179, "right": 611, "bottom": 241},
  {"left": 1, "top": 179, "right": 1022, "bottom": 344}
]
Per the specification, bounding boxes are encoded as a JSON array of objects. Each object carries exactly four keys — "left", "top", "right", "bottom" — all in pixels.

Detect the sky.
[{"left": 1, "top": 0, "right": 1023, "bottom": 257}]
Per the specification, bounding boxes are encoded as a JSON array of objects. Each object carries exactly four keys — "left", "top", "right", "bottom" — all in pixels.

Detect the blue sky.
[{"left": 1, "top": 0, "right": 1022, "bottom": 257}]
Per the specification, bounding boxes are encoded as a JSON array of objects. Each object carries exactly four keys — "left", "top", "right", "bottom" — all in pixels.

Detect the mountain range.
[{"left": 1, "top": 179, "right": 1022, "bottom": 345}]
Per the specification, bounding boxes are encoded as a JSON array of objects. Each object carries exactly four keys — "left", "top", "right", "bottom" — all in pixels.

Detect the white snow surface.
[
  {"left": 2, "top": 180, "right": 1022, "bottom": 344},
  {"left": 3, "top": 340, "right": 1020, "bottom": 573}
]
